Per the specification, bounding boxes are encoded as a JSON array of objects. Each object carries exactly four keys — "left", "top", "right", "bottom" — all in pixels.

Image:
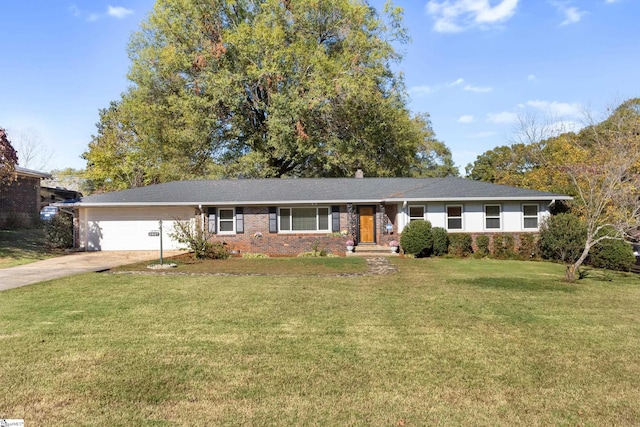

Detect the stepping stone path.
[{"left": 364, "top": 257, "right": 398, "bottom": 275}]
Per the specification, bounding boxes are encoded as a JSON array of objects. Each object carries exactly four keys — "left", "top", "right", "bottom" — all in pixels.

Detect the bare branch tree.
[
  {"left": 9, "top": 127, "right": 54, "bottom": 171},
  {"left": 0, "top": 127, "right": 19, "bottom": 186}
]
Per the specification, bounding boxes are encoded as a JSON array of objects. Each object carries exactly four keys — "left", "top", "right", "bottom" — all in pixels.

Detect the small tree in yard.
[
  {"left": 560, "top": 99, "right": 640, "bottom": 281},
  {"left": 169, "top": 217, "right": 229, "bottom": 259},
  {"left": 400, "top": 220, "right": 433, "bottom": 257},
  {"left": 431, "top": 227, "right": 448, "bottom": 256}
]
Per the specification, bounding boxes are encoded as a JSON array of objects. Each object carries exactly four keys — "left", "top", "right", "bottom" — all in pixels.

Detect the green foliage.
[
  {"left": 169, "top": 219, "right": 230, "bottom": 259},
  {"left": 83, "top": 0, "right": 458, "bottom": 189},
  {"left": 518, "top": 233, "right": 538, "bottom": 259},
  {"left": 539, "top": 213, "right": 587, "bottom": 264},
  {"left": 400, "top": 220, "right": 433, "bottom": 257},
  {"left": 44, "top": 213, "right": 73, "bottom": 250},
  {"left": 589, "top": 236, "right": 635, "bottom": 271},
  {"left": 493, "top": 234, "right": 517, "bottom": 259},
  {"left": 475, "top": 235, "right": 490, "bottom": 256},
  {"left": 448, "top": 233, "right": 473, "bottom": 257},
  {"left": 431, "top": 227, "right": 448, "bottom": 256},
  {"left": 242, "top": 253, "right": 269, "bottom": 259}
]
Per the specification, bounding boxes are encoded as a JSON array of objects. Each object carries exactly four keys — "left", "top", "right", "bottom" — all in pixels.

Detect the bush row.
[{"left": 399, "top": 217, "right": 636, "bottom": 271}]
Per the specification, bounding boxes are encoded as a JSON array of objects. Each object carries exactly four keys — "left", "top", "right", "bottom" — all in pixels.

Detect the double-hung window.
[
  {"left": 523, "top": 204, "right": 539, "bottom": 229},
  {"left": 279, "top": 207, "right": 330, "bottom": 232},
  {"left": 446, "top": 205, "right": 463, "bottom": 230},
  {"left": 218, "top": 208, "right": 235, "bottom": 234},
  {"left": 485, "top": 205, "right": 501, "bottom": 230},
  {"left": 409, "top": 205, "right": 425, "bottom": 222}
]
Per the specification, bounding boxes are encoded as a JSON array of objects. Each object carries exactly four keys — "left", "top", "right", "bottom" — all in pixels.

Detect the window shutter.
[
  {"left": 269, "top": 207, "right": 278, "bottom": 233},
  {"left": 207, "top": 207, "right": 217, "bottom": 233},
  {"left": 331, "top": 206, "right": 340, "bottom": 232},
  {"left": 236, "top": 207, "right": 244, "bottom": 234}
]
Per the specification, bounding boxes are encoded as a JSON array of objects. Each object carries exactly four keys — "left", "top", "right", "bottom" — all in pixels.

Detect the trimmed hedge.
[
  {"left": 400, "top": 220, "right": 433, "bottom": 257},
  {"left": 448, "top": 233, "right": 473, "bottom": 257},
  {"left": 432, "top": 227, "right": 449, "bottom": 256}
]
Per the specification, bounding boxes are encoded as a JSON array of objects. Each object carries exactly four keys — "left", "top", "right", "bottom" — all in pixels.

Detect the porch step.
[{"left": 346, "top": 244, "right": 399, "bottom": 257}]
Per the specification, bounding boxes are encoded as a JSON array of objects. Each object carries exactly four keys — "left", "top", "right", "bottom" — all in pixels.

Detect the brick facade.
[
  {"left": 0, "top": 175, "right": 41, "bottom": 227},
  {"left": 207, "top": 204, "right": 400, "bottom": 256}
]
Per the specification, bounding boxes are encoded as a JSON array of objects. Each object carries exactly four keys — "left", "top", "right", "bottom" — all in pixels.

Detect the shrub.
[
  {"left": 170, "top": 219, "right": 230, "bottom": 259},
  {"left": 475, "top": 235, "right": 490, "bottom": 256},
  {"left": 518, "top": 234, "right": 538, "bottom": 259},
  {"left": 492, "top": 234, "right": 517, "bottom": 259},
  {"left": 400, "top": 220, "right": 433, "bottom": 257},
  {"left": 448, "top": 233, "right": 473, "bottom": 257},
  {"left": 539, "top": 213, "right": 587, "bottom": 263},
  {"left": 44, "top": 213, "right": 73, "bottom": 249},
  {"left": 242, "top": 253, "right": 269, "bottom": 259},
  {"left": 431, "top": 227, "right": 448, "bottom": 256},
  {"left": 589, "top": 230, "right": 635, "bottom": 271}
]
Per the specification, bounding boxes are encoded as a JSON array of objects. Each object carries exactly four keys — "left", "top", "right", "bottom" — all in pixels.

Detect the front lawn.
[
  {"left": 0, "top": 258, "right": 639, "bottom": 425},
  {"left": 0, "top": 227, "right": 54, "bottom": 267}
]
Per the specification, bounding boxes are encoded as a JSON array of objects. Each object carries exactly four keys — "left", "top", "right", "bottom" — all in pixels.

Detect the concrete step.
[{"left": 346, "top": 244, "right": 400, "bottom": 257}]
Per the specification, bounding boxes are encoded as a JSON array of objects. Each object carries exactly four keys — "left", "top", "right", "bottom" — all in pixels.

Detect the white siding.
[
  {"left": 79, "top": 206, "right": 195, "bottom": 251},
  {"left": 398, "top": 200, "right": 551, "bottom": 234}
]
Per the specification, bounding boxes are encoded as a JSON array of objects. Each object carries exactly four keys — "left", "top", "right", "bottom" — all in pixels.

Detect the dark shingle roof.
[{"left": 65, "top": 177, "right": 571, "bottom": 207}]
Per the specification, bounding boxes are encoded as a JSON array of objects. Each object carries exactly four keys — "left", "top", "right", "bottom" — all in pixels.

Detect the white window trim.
[
  {"left": 408, "top": 205, "right": 426, "bottom": 222},
  {"left": 446, "top": 204, "right": 463, "bottom": 231},
  {"left": 278, "top": 206, "right": 331, "bottom": 233},
  {"left": 522, "top": 203, "right": 540, "bottom": 230},
  {"left": 217, "top": 207, "right": 236, "bottom": 234},
  {"left": 484, "top": 204, "right": 502, "bottom": 231}
]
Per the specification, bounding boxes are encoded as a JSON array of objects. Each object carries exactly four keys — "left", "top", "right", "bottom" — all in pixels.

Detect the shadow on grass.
[{"left": 464, "top": 277, "right": 577, "bottom": 293}]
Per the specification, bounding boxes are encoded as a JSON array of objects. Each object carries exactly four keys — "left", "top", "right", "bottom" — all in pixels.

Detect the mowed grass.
[
  {"left": 1, "top": 258, "right": 639, "bottom": 426},
  {"left": 0, "top": 228, "right": 54, "bottom": 267},
  {"left": 114, "top": 254, "right": 369, "bottom": 275}
]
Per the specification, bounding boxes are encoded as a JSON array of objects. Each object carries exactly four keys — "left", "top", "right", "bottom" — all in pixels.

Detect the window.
[
  {"left": 485, "top": 205, "right": 501, "bottom": 229},
  {"left": 279, "top": 207, "right": 330, "bottom": 232},
  {"left": 218, "top": 208, "right": 235, "bottom": 233},
  {"left": 446, "top": 205, "right": 463, "bottom": 230},
  {"left": 409, "top": 205, "right": 425, "bottom": 222},
  {"left": 523, "top": 204, "right": 539, "bottom": 229}
]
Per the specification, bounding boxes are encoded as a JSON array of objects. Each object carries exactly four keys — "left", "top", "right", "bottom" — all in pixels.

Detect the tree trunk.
[{"left": 565, "top": 242, "right": 592, "bottom": 282}]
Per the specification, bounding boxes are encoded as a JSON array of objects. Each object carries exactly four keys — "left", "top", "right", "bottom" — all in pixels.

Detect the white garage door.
[{"left": 83, "top": 206, "right": 195, "bottom": 251}]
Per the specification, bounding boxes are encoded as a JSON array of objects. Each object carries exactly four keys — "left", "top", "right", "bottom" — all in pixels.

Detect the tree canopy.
[
  {"left": 83, "top": 0, "right": 457, "bottom": 191},
  {"left": 0, "top": 127, "right": 18, "bottom": 186}
]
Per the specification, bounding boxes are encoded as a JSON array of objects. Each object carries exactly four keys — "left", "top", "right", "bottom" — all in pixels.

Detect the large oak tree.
[{"left": 83, "top": 0, "right": 457, "bottom": 191}]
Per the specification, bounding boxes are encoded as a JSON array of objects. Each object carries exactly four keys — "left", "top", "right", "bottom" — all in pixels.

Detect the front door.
[{"left": 359, "top": 206, "right": 375, "bottom": 243}]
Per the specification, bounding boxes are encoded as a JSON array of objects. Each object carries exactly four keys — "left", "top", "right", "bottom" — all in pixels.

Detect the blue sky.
[{"left": 1, "top": 0, "right": 639, "bottom": 173}]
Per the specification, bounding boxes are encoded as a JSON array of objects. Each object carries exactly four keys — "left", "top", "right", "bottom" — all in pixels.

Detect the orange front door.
[{"left": 359, "top": 207, "right": 375, "bottom": 243}]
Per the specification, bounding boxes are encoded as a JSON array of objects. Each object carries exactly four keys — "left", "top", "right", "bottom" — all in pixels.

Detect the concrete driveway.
[{"left": 0, "top": 250, "right": 182, "bottom": 291}]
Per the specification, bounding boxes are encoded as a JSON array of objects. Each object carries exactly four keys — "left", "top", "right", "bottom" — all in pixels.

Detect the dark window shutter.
[
  {"left": 269, "top": 206, "right": 278, "bottom": 233},
  {"left": 236, "top": 207, "right": 244, "bottom": 234},
  {"left": 207, "top": 207, "right": 217, "bottom": 233},
  {"left": 332, "top": 205, "right": 340, "bottom": 232}
]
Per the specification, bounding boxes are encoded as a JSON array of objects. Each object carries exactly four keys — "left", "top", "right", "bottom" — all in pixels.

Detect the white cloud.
[
  {"left": 487, "top": 111, "right": 518, "bottom": 123},
  {"left": 450, "top": 78, "right": 465, "bottom": 86},
  {"left": 525, "top": 100, "right": 583, "bottom": 118},
  {"left": 527, "top": 74, "right": 536, "bottom": 81},
  {"left": 108, "top": 5, "right": 135, "bottom": 19},
  {"left": 70, "top": 4, "right": 134, "bottom": 21},
  {"left": 604, "top": 0, "right": 621, "bottom": 3},
  {"left": 464, "top": 85, "right": 492, "bottom": 93},
  {"left": 409, "top": 85, "right": 433, "bottom": 96},
  {"left": 426, "top": 0, "right": 520, "bottom": 33},
  {"left": 458, "top": 115, "right": 475, "bottom": 123},
  {"left": 550, "top": 2, "right": 586, "bottom": 26}
]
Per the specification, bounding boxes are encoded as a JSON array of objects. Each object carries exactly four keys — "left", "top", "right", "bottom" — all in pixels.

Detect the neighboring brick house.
[
  {"left": 59, "top": 176, "right": 571, "bottom": 255},
  {"left": 0, "top": 166, "right": 51, "bottom": 228}
]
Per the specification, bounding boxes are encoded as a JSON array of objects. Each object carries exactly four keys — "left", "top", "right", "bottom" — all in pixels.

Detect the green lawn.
[
  {"left": 0, "top": 227, "right": 55, "bottom": 267},
  {"left": 1, "top": 258, "right": 639, "bottom": 426}
]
